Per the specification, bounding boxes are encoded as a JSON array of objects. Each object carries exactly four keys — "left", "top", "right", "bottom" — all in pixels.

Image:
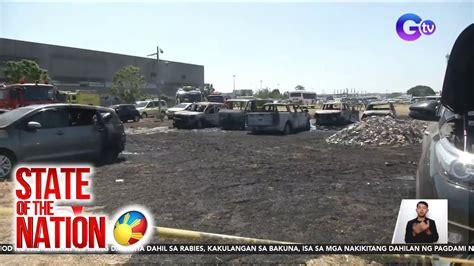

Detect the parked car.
[
  {"left": 409, "top": 24, "right": 473, "bottom": 244},
  {"left": 314, "top": 101, "right": 359, "bottom": 125},
  {"left": 173, "top": 102, "right": 224, "bottom": 129},
  {"left": 361, "top": 101, "right": 397, "bottom": 119},
  {"left": 0, "top": 104, "right": 126, "bottom": 178},
  {"left": 165, "top": 103, "right": 192, "bottom": 119},
  {"left": 110, "top": 104, "right": 141, "bottom": 122},
  {"left": 0, "top": 109, "right": 8, "bottom": 115},
  {"left": 219, "top": 99, "right": 272, "bottom": 130},
  {"left": 135, "top": 99, "right": 168, "bottom": 118},
  {"left": 246, "top": 103, "right": 310, "bottom": 134}
]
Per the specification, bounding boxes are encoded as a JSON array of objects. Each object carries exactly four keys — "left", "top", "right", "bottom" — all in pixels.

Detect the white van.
[{"left": 288, "top": 91, "right": 317, "bottom": 105}]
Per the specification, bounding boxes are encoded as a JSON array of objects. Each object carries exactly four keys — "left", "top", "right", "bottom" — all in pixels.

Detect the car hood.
[
  {"left": 441, "top": 24, "right": 474, "bottom": 114},
  {"left": 168, "top": 107, "right": 186, "bottom": 112},
  {"left": 174, "top": 111, "right": 202, "bottom": 116},
  {"left": 315, "top": 110, "right": 341, "bottom": 115},
  {"left": 363, "top": 110, "right": 391, "bottom": 115}
]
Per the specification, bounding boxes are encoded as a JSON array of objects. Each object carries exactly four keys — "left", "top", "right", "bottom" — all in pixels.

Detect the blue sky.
[{"left": 1, "top": 1, "right": 472, "bottom": 93}]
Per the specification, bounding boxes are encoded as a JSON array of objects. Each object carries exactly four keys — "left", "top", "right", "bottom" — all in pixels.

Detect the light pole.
[
  {"left": 147, "top": 46, "right": 163, "bottom": 117},
  {"left": 233, "top": 75, "right": 236, "bottom": 93}
]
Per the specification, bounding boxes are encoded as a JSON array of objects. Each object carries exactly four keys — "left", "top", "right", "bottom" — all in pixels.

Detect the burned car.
[
  {"left": 314, "top": 101, "right": 359, "bottom": 125},
  {"left": 173, "top": 102, "right": 224, "bottom": 129},
  {"left": 361, "top": 101, "right": 397, "bottom": 119},
  {"left": 219, "top": 99, "right": 272, "bottom": 130},
  {"left": 409, "top": 24, "right": 473, "bottom": 244},
  {"left": 246, "top": 103, "right": 310, "bottom": 135},
  {"left": 165, "top": 102, "right": 192, "bottom": 119}
]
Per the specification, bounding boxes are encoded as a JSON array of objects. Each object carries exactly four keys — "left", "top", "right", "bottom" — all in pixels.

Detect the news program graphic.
[
  {"left": 396, "top": 13, "right": 436, "bottom": 41},
  {"left": 114, "top": 210, "right": 148, "bottom": 246},
  {"left": 13, "top": 164, "right": 108, "bottom": 251},
  {"left": 392, "top": 199, "right": 448, "bottom": 244}
]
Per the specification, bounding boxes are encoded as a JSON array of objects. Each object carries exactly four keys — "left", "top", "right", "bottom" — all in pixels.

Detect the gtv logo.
[{"left": 396, "top": 13, "right": 436, "bottom": 41}]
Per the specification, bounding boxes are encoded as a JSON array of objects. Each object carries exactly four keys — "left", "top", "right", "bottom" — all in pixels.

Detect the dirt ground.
[{"left": 0, "top": 117, "right": 421, "bottom": 263}]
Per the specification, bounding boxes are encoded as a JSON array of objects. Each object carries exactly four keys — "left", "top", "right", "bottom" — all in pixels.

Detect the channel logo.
[
  {"left": 396, "top": 13, "right": 436, "bottom": 41},
  {"left": 114, "top": 210, "right": 148, "bottom": 246}
]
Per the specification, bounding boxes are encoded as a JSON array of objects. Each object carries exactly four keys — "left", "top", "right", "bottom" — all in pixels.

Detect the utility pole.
[
  {"left": 233, "top": 75, "right": 236, "bottom": 93},
  {"left": 260, "top": 80, "right": 263, "bottom": 90},
  {"left": 147, "top": 46, "right": 163, "bottom": 115}
]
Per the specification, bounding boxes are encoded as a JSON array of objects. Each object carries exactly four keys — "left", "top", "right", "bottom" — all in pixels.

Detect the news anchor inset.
[{"left": 404, "top": 201, "right": 439, "bottom": 243}]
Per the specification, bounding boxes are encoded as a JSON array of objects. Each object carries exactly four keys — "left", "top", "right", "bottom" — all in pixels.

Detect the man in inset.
[{"left": 405, "top": 201, "right": 439, "bottom": 243}]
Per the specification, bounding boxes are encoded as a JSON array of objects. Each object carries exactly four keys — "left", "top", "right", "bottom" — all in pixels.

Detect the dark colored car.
[
  {"left": 409, "top": 24, "right": 473, "bottom": 244},
  {"left": 110, "top": 104, "right": 140, "bottom": 123},
  {"left": 0, "top": 104, "right": 126, "bottom": 178}
]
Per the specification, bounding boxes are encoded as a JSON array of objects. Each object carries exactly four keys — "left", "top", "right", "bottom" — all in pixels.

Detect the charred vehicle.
[
  {"left": 361, "top": 101, "right": 397, "bottom": 119},
  {"left": 219, "top": 99, "right": 272, "bottom": 130},
  {"left": 165, "top": 103, "right": 192, "bottom": 119},
  {"left": 173, "top": 102, "right": 224, "bottom": 129},
  {"left": 246, "top": 103, "right": 310, "bottom": 135},
  {"left": 314, "top": 101, "right": 359, "bottom": 125},
  {"left": 409, "top": 24, "right": 473, "bottom": 244}
]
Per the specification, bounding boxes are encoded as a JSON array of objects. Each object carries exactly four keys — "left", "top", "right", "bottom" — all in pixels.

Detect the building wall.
[{"left": 0, "top": 38, "right": 204, "bottom": 97}]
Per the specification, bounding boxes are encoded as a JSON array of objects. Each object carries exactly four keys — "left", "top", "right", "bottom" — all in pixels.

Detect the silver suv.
[{"left": 0, "top": 104, "right": 126, "bottom": 178}]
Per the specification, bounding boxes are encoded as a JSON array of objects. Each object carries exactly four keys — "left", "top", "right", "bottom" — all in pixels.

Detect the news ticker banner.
[{"left": 0, "top": 244, "right": 472, "bottom": 254}]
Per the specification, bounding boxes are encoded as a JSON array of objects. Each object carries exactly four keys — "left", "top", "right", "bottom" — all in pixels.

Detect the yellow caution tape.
[{"left": 0, "top": 207, "right": 12, "bottom": 217}]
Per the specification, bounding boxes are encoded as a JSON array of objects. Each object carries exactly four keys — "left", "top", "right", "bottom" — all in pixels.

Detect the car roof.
[
  {"left": 368, "top": 101, "right": 391, "bottom": 105},
  {"left": 195, "top": 102, "right": 224, "bottom": 105},
  {"left": 24, "top": 103, "right": 112, "bottom": 112}
]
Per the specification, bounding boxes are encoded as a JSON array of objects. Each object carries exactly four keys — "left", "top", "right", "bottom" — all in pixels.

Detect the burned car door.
[{"left": 206, "top": 105, "right": 221, "bottom": 126}]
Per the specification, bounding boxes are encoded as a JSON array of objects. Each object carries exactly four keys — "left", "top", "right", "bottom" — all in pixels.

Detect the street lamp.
[
  {"left": 233, "top": 75, "right": 236, "bottom": 93},
  {"left": 147, "top": 46, "right": 164, "bottom": 115}
]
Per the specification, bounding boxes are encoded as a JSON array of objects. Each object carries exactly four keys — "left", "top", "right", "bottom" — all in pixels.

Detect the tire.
[
  {"left": 0, "top": 150, "right": 16, "bottom": 179},
  {"left": 133, "top": 115, "right": 140, "bottom": 122},
  {"left": 283, "top": 122, "right": 291, "bottom": 135},
  {"left": 101, "top": 148, "right": 120, "bottom": 165},
  {"left": 142, "top": 113, "right": 148, "bottom": 119}
]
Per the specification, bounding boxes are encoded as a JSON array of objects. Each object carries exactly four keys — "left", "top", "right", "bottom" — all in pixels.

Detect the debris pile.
[{"left": 326, "top": 116, "right": 427, "bottom": 146}]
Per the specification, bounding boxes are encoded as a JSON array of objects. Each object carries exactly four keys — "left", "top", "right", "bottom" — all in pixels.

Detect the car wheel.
[
  {"left": 133, "top": 115, "right": 140, "bottom": 122},
  {"left": 142, "top": 113, "right": 148, "bottom": 119},
  {"left": 0, "top": 150, "right": 16, "bottom": 179},
  {"left": 283, "top": 122, "right": 291, "bottom": 135},
  {"left": 101, "top": 148, "right": 120, "bottom": 164}
]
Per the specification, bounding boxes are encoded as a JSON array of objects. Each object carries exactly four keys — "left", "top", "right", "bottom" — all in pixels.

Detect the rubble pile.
[{"left": 326, "top": 116, "right": 427, "bottom": 146}]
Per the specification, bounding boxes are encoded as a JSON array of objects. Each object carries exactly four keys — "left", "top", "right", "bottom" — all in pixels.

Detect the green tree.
[
  {"left": 3, "top": 59, "right": 50, "bottom": 83},
  {"left": 407, "top": 85, "right": 436, "bottom": 97},
  {"left": 111, "top": 65, "right": 146, "bottom": 103},
  {"left": 295, "top": 85, "right": 305, "bottom": 90},
  {"left": 387, "top": 92, "right": 403, "bottom": 98}
]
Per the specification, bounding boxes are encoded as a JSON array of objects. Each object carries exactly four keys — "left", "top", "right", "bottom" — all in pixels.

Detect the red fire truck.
[{"left": 0, "top": 81, "right": 59, "bottom": 110}]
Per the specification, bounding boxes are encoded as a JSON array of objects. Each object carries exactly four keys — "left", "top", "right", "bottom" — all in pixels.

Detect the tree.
[
  {"left": 201, "top": 83, "right": 215, "bottom": 99},
  {"left": 387, "top": 92, "right": 403, "bottom": 98},
  {"left": 253, "top": 88, "right": 286, "bottom": 99},
  {"left": 295, "top": 85, "right": 305, "bottom": 90},
  {"left": 3, "top": 59, "right": 50, "bottom": 83},
  {"left": 407, "top": 85, "right": 436, "bottom": 97},
  {"left": 111, "top": 65, "right": 146, "bottom": 103}
]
